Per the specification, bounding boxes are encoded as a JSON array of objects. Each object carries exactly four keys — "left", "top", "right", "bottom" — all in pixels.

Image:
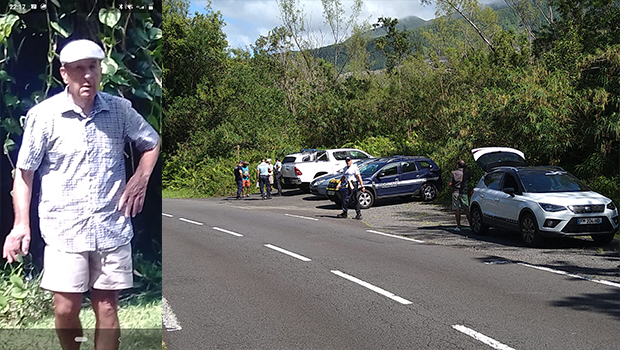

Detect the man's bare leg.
[
  {"left": 91, "top": 289, "right": 120, "bottom": 350},
  {"left": 54, "top": 292, "right": 83, "bottom": 350}
]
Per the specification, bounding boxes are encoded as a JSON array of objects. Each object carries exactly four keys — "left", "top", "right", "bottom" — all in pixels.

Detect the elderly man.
[{"left": 2, "top": 39, "right": 160, "bottom": 350}]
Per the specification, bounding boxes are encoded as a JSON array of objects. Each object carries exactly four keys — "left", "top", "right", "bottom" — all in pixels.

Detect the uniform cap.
[
  {"left": 60, "top": 39, "right": 105, "bottom": 64},
  {"left": 266, "top": 158, "right": 272, "bottom": 162},
  {"left": 345, "top": 156, "right": 352, "bottom": 161}
]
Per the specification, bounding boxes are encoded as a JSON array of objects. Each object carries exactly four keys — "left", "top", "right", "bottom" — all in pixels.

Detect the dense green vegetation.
[{"left": 163, "top": 0, "right": 619, "bottom": 207}]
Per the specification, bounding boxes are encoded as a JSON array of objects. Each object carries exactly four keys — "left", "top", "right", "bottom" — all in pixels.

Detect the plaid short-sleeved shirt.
[{"left": 16, "top": 89, "right": 159, "bottom": 253}]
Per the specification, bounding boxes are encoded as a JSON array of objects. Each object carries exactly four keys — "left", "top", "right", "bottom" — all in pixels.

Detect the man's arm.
[
  {"left": 118, "top": 139, "right": 161, "bottom": 217},
  {"left": 357, "top": 173, "right": 366, "bottom": 192},
  {"left": 3, "top": 169, "right": 35, "bottom": 263}
]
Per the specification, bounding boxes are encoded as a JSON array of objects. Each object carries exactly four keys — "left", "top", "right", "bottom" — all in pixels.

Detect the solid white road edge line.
[
  {"left": 518, "top": 263, "right": 620, "bottom": 289},
  {"left": 452, "top": 325, "right": 516, "bottom": 350},
  {"left": 162, "top": 213, "right": 173, "bottom": 218},
  {"left": 179, "top": 218, "right": 203, "bottom": 226},
  {"left": 331, "top": 270, "right": 413, "bottom": 305},
  {"left": 264, "top": 244, "right": 312, "bottom": 262},
  {"left": 284, "top": 213, "right": 319, "bottom": 221},
  {"left": 367, "top": 229, "right": 425, "bottom": 243},
  {"left": 213, "top": 227, "right": 244, "bottom": 237},
  {"left": 162, "top": 297, "right": 182, "bottom": 332}
]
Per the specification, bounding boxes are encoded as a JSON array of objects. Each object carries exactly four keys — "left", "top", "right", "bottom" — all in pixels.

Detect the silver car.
[{"left": 469, "top": 147, "right": 619, "bottom": 246}]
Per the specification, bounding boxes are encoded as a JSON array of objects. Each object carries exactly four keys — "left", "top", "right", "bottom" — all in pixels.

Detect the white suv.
[
  {"left": 281, "top": 148, "right": 373, "bottom": 192},
  {"left": 469, "top": 147, "right": 618, "bottom": 246}
]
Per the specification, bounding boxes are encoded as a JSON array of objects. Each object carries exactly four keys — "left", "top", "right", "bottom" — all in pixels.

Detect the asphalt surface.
[{"left": 163, "top": 190, "right": 620, "bottom": 350}]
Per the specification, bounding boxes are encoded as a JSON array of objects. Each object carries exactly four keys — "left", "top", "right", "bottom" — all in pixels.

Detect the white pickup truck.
[{"left": 281, "top": 148, "right": 374, "bottom": 192}]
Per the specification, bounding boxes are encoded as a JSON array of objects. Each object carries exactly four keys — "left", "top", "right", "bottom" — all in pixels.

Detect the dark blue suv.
[{"left": 325, "top": 156, "right": 442, "bottom": 209}]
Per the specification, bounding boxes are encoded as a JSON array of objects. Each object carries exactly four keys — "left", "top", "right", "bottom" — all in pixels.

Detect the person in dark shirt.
[
  {"left": 234, "top": 160, "right": 244, "bottom": 199},
  {"left": 448, "top": 160, "right": 472, "bottom": 232}
]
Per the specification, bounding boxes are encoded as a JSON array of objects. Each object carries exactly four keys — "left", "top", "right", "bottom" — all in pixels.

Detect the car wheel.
[
  {"left": 591, "top": 233, "right": 615, "bottom": 246},
  {"left": 357, "top": 191, "right": 374, "bottom": 209},
  {"left": 520, "top": 212, "right": 543, "bottom": 247},
  {"left": 470, "top": 205, "right": 488, "bottom": 235},
  {"left": 421, "top": 183, "right": 437, "bottom": 201}
]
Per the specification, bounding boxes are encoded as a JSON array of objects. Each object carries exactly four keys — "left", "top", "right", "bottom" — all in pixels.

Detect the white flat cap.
[
  {"left": 266, "top": 158, "right": 272, "bottom": 162},
  {"left": 59, "top": 39, "right": 105, "bottom": 64}
]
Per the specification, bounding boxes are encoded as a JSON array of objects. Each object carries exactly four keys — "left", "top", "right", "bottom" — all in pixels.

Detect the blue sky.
[{"left": 189, "top": 0, "right": 439, "bottom": 49}]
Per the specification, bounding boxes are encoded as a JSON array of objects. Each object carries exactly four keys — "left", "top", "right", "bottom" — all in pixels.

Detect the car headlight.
[
  {"left": 539, "top": 203, "right": 567, "bottom": 212},
  {"left": 608, "top": 201, "right": 617, "bottom": 211}
]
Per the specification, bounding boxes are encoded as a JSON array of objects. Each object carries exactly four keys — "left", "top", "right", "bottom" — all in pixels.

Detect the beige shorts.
[{"left": 40, "top": 244, "right": 133, "bottom": 293}]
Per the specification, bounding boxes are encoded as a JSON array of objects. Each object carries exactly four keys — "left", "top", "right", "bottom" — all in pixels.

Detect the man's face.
[
  {"left": 346, "top": 159, "right": 352, "bottom": 166},
  {"left": 60, "top": 58, "right": 101, "bottom": 100}
]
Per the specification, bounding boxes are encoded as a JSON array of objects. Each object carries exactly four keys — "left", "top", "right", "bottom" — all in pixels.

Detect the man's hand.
[
  {"left": 118, "top": 173, "right": 149, "bottom": 217},
  {"left": 3, "top": 226, "right": 31, "bottom": 263}
]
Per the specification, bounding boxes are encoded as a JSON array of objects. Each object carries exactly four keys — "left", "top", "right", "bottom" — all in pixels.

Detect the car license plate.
[
  {"left": 327, "top": 190, "right": 335, "bottom": 195},
  {"left": 577, "top": 218, "right": 602, "bottom": 225}
]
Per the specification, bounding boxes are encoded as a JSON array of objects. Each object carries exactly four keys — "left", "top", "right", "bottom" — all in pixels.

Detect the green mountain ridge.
[{"left": 313, "top": 3, "right": 524, "bottom": 71}]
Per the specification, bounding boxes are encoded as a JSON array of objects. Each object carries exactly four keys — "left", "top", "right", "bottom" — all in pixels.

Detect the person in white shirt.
[{"left": 335, "top": 156, "right": 366, "bottom": 220}]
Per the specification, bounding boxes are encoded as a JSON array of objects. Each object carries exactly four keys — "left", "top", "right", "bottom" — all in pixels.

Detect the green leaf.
[
  {"left": 148, "top": 27, "right": 162, "bottom": 41},
  {"left": 3, "top": 138, "right": 16, "bottom": 155},
  {"left": 0, "top": 14, "right": 19, "bottom": 42},
  {"left": 4, "top": 94, "right": 19, "bottom": 107},
  {"left": 0, "top": 294, "right": 7, "bottom": 308},
  {"left": 50, "top": 21, "right": 69, "bottom": 38},
  {"left": 0, "top": 70, "right": 13, "bottom": 82},
  {"left": 146, "top": 114, "right": 160, "bottom": 132},
  {"left": 99, "top": 8, "right": 121, "bottom": 28},
  {"left": 10, "top": 289, "right": 27, "bottom": 300},
  {"left": 2, "top": 117, "right": 23, "bottom": 135},
  {"left": 101, "top": 57, "right": 119, "bottom": 76},
  {"left": 132, "top": 88, "right": 153, "bottom": 101},
  {"left": 10, "top": 275, "right": 25, "bottom": 290},
  {"left": 110, "top": 74, "right": 130, "bottom": 86}
]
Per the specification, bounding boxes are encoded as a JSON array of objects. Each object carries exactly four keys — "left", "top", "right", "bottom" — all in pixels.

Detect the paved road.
[{"left": 163, "top": 194, "right": 619, "bottom": 350}]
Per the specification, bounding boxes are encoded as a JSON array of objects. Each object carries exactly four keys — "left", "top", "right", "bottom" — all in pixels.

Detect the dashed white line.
[
  {"left": 452, "top": 325, "right": 516, "bottom": 350},
  {"left": 162, "top": 213, "right": 173, "bottom": 218},
  {"left": 179, "top": 218, "right": 203, "bottom": 226},
  {"left": 213, "top": 227, "right": 244, "bottom": 237},
  {"left": 284, "top": 213, "right": 319, "bottom": 221},
  {"left": 518, "top": 263, "right": 620, "bottom": 288},
  {"left": 163, "top": 297, "right": 182, "bottom": 332},
  {"left": 367, "top": 230, "right": 425, "bottom": 243},
  {"left": 265, "top": 244, "right": 312, "bottom": 262},
  {"left": 331, "top": 270, "right": 413, "bottom": 305}
]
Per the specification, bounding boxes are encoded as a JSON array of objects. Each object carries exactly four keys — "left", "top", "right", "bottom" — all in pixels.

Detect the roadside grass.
[{"left": 162, "top": 187, "right": 200, "bottom": 198}]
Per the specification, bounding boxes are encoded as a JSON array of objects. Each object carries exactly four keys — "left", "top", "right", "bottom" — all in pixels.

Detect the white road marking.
[
  {"left": 162, "top": 213, "right": 173, "bottom": 217},
  {"left": 265, "top": 244, "right": 312, "bottom": 262},
  {"left": 163, "top": 297, "right": 183, "bottom": 332},
  {"left": 179, "top": 218, "right": 203, "bottom": 226},
  {"left": 284, "top": 213, "right": 319, "bottom": 221},
  {"left": 213, "top": 227, "right": 244, "bottom": 237},
  {"left": 518, "top": 263, "right": 620, "bottom": 288},
  {"left": 452, "top": 325, "right": 516, "bottom": 350},
  {"left": 228, "top": 205, "right": 251, "bottom": 210},
  {"left": 367, "top": 230, "right": 425, "bottom": 243},
  {"left": 331, "top": 270, "right": 412, "bottom": 305}
]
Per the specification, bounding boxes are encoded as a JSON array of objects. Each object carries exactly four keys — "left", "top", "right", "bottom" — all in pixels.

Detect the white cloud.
[{"left": 192, "top": 0, "right": 439, "bottom": 49}]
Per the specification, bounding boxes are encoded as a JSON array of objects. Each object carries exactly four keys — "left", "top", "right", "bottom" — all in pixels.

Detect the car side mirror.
[
  {"left": 503, "top": 187, "right": 516, "bottom": 196},
  {"left": 377, "top": 172, "right": 385, "bottom": 180}
]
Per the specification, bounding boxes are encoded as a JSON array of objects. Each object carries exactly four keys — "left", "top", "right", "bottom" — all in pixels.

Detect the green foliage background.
[{"left": 164, "top": 0, "right": 618, "bottom": 207}]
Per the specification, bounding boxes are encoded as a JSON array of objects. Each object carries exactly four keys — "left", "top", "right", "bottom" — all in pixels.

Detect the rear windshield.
[
  {"left": 520, "top": 170, "right": 590, "bottom": 193},
  {"left": 283, "top": 157, "right": 297, "bottom": 163}
]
